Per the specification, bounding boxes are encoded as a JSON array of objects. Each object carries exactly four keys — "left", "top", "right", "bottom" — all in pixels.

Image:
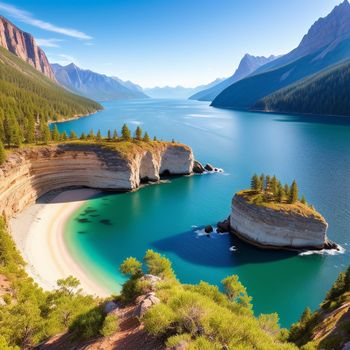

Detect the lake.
[{"left": 55, "top": 98, "right": 350, "bottom": 327}]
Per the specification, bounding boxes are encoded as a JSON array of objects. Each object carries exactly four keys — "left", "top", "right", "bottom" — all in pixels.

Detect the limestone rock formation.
[
  {"left": 0, "top": 16, "right": 56, "bottom": 80},
  {"left": 230, "top": 193, "right": 329, "bottom": 250},
  {"left": 0, "top": 143, "right": 194, "bottom": 219},
  {"left": 133, "top": 292, "right": 160, "bottom": 318}
]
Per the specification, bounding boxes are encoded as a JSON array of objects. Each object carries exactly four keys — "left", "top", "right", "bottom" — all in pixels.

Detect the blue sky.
[{"left": 0, "top": 0, "right": 342, "bottom": 87}]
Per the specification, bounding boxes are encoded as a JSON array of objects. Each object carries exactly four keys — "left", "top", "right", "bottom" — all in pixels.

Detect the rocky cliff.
[
  {"left": 230, "top": 193, "right": 328, "bottom": 250},
  {"left": 0, "top": 143, "right": 194, "bottom": 218},
  {"left": 0, "top": 15, "right": 56, "bottom": 80}
]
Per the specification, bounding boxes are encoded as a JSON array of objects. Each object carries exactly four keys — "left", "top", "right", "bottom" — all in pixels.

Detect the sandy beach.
[{"left": 10, "top": 189, "right": 110, "bottom": 297}]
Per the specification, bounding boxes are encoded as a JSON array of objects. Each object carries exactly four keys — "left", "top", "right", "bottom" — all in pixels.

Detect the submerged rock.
[{"left": 204, "top": 225, "right": 213, "bottom": 233}]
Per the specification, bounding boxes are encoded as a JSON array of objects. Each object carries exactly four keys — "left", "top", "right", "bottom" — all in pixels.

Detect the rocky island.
[{"left": 229, "top": 174, "right": 335, "bottom": 251}]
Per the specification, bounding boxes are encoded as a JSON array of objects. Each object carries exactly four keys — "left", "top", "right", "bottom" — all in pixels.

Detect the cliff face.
[
  {"left": 230, "top": 193, "right": 328, "bottom": 249},
  {"left": 0, "top": 16, "right": 56, "bottom": 80},
  {"left": 0, "top": 143, "right": 194, "bottom": 218}
]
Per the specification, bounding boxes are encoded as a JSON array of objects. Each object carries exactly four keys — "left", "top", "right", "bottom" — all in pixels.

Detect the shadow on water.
[
  {"left": 274, "top": 114, "right": 350, "bottom": 126},
  {"left": 151, "top": 229, "right": 298, "bottom": 267}
]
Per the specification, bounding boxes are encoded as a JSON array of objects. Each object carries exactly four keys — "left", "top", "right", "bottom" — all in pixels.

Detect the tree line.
[
  {"left": 250, "top": 173, "right": 308, "bottom": 205},
  {"left": 0, "top": 124, "right": 160, "bottom": 165}
]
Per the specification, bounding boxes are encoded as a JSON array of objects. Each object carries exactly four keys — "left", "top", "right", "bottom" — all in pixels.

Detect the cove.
[{"left": 55, "top": 99, "right": 350, "bottom": 327}]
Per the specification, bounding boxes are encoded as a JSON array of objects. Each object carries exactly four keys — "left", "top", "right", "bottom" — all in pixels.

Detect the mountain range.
[
  {"left": 211, "top": 0, "right": 350, "bottom": 116},
  {"left": 144, "top": 78, "right": 224, "bottom": 99},
  {"left": 189, "top": 54, "right": 277, "bottom": 101},
  {"left": 52, "top": 63, "right": 148, "bottom": 101}
]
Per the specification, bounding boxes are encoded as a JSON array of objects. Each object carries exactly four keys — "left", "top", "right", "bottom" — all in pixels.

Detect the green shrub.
[{"left": 100, "top": 313, "right": 119, "bottom": 337}]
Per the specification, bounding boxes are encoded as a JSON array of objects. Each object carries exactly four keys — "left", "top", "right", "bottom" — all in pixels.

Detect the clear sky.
[{"left": 0, "top": 0, "right": 342, "bottom": 87}]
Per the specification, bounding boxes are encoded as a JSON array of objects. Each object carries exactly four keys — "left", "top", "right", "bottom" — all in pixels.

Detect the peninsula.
[{"left": 229, "top": 174, "right": 334, "bottom": 250}]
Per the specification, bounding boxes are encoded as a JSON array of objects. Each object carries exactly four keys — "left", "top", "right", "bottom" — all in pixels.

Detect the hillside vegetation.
[
  {"left": 289, "top": 267, "right": 350, "bottom": 350},
  {"left": 0, "top": 46, "right": 102, "bottom": 143},
  {"left": 254, "top": 59, "right": 350, "bottom": 117}
]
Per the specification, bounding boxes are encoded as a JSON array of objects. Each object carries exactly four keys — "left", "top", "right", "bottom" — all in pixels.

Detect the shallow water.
[{"left": 55, "top": 99, "right": 350, "bottom": 327}]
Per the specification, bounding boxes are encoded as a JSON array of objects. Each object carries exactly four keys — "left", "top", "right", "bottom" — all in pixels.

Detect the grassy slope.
[
  {"left": 254, "top": 59, "right": 350, "bottom": 117},
  {"left": 0, "top": 46, "right": 102, "bottom": 122},
  {"left": 237, "top": 190, "right": 323, "bottom": 220}
]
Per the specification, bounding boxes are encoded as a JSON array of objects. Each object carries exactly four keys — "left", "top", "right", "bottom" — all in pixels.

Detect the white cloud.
[
  {"left": 36, "top": 38, "right": 63, "bottom": 48},
  {"left": 0, "top": 2, "right": 92, "bottom": 40}
]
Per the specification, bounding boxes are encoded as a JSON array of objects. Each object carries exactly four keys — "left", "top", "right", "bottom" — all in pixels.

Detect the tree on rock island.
[
  {"left": 122, "top": 124, "right": 131, "bottom": 141},
  {"left": 289, "top": 180, "right": 298, "bottom": 204}
]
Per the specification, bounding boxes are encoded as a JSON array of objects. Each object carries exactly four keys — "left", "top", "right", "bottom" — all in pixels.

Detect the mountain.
[
  {"left": 144, "top": 78, "right": 224, "bottom": 99},
  {"left": 257, "top": 0, "right": 350, "bottom": 74},
  {"left": 0, "top": 45, "right": 102, "bottom": 139},
  {"left": 0, "top": 15, "right": 56, "bottom": 81},
  {"left": 189, "top": 54, "right": 276, "bottom": 101},
  {"left": 51, "top": 63, "right": 148, "bottom": 101},
  {"left": 254, "top": 58, "right": 350, "bottom": 117},
  {"left": 212, "top": 1, "right": 350, "bottom": 110}
]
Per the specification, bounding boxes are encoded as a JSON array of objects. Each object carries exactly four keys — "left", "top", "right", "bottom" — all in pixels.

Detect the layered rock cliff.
[
  {"left": 230, "top": 192, "right": 329, "bottom": 250},
  {"left": 0, "top": 15, "right": 56, "bottom": 80},
  {"left": 0, "top": 142, "right": 194, "bottom": 218}
]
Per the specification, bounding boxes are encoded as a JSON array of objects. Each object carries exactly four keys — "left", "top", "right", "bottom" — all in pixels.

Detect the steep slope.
[
  {"left": 190, "top": 54, "right": 276, "bottom": 101},
  {"left": 289, "top": 267, "right": 350, "bottom": 350},
  {"left": 212, "top": 1, "right": 350, "bottom": 110},
  {"left": 254, "top": 59, "right": 350, "bottom": 117},
  {"left": 144, "top": 78, "right": 223, "bottom": 99},
  {"left": 212, "top": 35, "right": 350, "bottom": 110},
  {"left": 0, "top": 15, "right": 56, "bottom": 80},
  {"left": 52, "top": 63, "right": 148, "bottom": 101},
  {"left": 256, "top": 0, "right": 350, "bottom": 74},
  {"left": 0, "top": 46, "right": 102, "bottom": 130}
]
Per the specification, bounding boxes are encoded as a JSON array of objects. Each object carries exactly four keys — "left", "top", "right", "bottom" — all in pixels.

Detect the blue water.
[{"left": 55, "top": 99, "right": 350, "bottom": 327}]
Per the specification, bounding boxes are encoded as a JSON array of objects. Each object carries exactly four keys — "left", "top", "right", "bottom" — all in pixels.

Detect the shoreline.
[{"left": 10, "top": 188, "right": 110, "bottom": 297}]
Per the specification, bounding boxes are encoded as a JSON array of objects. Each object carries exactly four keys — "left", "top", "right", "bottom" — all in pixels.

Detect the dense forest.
[
  {"left": 0, "top": 46, "right": 102, "bottom": 146},
  {"left": 255, "top": 59, "right": 350, "bottom": 117}
]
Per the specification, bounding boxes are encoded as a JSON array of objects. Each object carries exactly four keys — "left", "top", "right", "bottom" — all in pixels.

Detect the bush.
[
  {"left": 143, "top": 303, "right": 176, "bottom": 335},
  {"left": 100, "top": 313, "right": 119, "bottom": 337}
]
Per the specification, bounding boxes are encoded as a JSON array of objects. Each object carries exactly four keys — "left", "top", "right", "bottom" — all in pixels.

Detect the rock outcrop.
[
  {"left": 230, "top": 193, "right": 329, "bottom": 250},
  {"left": 0, "top": 143, "right": 194, "bottom": 219},
  {"left": 0, "top": 16, "right": 56, "bottom": 80}
]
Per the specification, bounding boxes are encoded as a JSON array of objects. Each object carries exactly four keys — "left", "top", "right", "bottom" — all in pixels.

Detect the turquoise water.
[{"left": 56, "top": 99, "right": 350, "bottom": 327}]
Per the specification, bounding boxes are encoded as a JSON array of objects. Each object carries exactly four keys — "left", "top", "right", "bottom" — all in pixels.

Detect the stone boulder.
[
  {"left": 204, "top": 163, "right": 214, "bottom": 171},
  {"left": 133, "top": 292, "right": 160, "bottom": 318},
  {"left": 217, "top": 218, "right": 230, "bottom": 233},
  {"left": 193, "top": 160, "right": 205, "bottom": 174},
  {"left": 204, "top": 225, "right": 213, "bottom": 233},
  {"left": 103, "top": 301, "right": 119, "bottom": 314}
]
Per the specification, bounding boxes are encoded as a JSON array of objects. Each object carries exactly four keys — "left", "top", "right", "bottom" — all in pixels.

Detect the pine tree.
[
  {"left": 61, "top": 131, "right": 67, "bottom": 141},
  {"left": 143, "top": 132, "right": 151, "bottom": 142},
  {"left": 0, "top": 140, "right": 6, "bottom": 164},
  {"left": 135, "top": 126, "right": 142, "bottom": 141},
  {"left": 121, "top": 124, "right": 131, "bottom": 141},
  {"left": 27, "top": 116, "right": 35, "bottom": 144},
  {"left": 96, "top": 129, "right": 102, "bottom": 142},
  {"left": 271, "top": 176, "right": 278, "bottom": 195},
  {"left": 80, "top": 132, "right": 87, "bottom": 140},
  {"left": 153, "top": 136, "right": 157, "bottom": 141},
  {"left": 43, "top": 125, "right": 51, "bottom": 145},
  {"left": 4, "top": 114, "right": 21, "bottom": 147},
  {"left": 277, "top": 186, "right": 284, "bottom": 203},
  {"left": 107, "top": 129, "right": 111, "bottom": 141},
  {"left": 259, "top": 174, "right": 265, "bottom": 191},
  {"left": 284, "top": 184, "right": 290, "bottom": 197},
  {"left": 300, "top": 194, "right": 307, "bottom": 205},
  {"left": 88, "top": 129, "right": 95, "bottom": 140},
  {"left": 69, "top": 130, "right": 77, "bottom": 140},
  {"left": 52, "top": 125, "right": 60, "bottom": 142},
  {"left": 250, "top": 174, "right": 260, "bottom": 191},
  {"left": 289, "top": 180, "right": 298, "bottom": 204},
  {"left": 113, "top": 129, "right": 118, "bottom": 141},
  {"left": 265, "top": 175, "right": 271, "bottom": 192}
]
